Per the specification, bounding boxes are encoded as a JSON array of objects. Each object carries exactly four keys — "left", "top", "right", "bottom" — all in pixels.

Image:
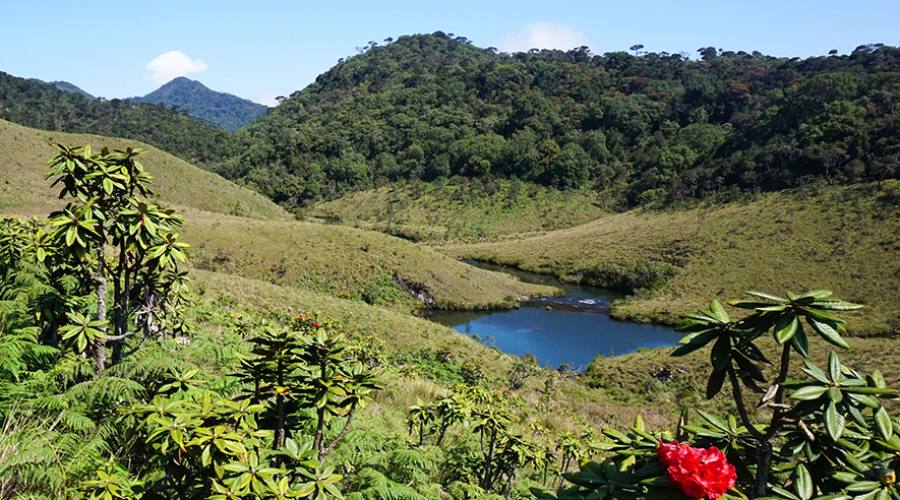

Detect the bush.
[{"left": 553, "top": 290, "right": 900, "bottom": 499}]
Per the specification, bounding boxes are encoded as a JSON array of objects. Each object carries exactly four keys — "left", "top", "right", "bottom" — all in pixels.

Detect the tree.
[{"left": 46, "top": 144, "right": 190, "bottom": 371}]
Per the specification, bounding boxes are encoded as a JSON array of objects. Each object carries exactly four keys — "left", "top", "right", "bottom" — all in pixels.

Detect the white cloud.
[
  {"left": 146, "top": 50, "right": 207, "bottom": 84},
  {"left": 496, "top": 22, "right": 590, "bottom": 53},
  {"left": 255, "top": 90, "right": 283, "bottom": 107}
]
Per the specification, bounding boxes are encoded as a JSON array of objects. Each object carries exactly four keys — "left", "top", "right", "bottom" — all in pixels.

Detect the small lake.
[{"left": 426, "top": 260, "right": 681, "bottom": 370}]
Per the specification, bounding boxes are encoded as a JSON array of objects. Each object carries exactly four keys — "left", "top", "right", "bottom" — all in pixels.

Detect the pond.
[{"left": 426, "top": 260, "right": 682, "bottom": 370}]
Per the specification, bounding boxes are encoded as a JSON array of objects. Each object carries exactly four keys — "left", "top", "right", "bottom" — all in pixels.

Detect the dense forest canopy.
[
  {"left": 0, "top": 71, "right": 236, "bottom": 167},
  {"left": 226, "top": 33, "right": 900, "bottom": 209},
  {"left": 130, "top": 77, "right": 269, "bottom": 132}
]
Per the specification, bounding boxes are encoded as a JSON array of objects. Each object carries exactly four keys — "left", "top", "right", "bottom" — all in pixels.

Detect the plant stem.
[
  {"left": 726, "top": 365, "right": 764, "bottom": 439},
  {"left": 753, "top": 343, "right": 792, "bottom": 497},
  {"left": 323, "top": 404, "right": 356, "bottom": 456}
]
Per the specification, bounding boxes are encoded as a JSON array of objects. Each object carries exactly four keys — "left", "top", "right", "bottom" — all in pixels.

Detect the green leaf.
[
  {"left": 807, "top": 317, "right": 849, "bottom": 349},
  {"left": 774, "top": 315, "right": 798, "bottom": 344},
  {"left": 828, "top": 351, "right": 841, "bottom": 382},
  {"left": 796, "top": 289, "right": 833, "bottom": 300},
  {"left": 812, "top": 300, "right": 863, "bottom": 311},
  {"left": 671, "top": 330, "right": 718, "bottom": 357},
  {"left": 845, "top": 481, "right": 880, "bottom": 493},
  {"left": 696, "top": 409, "right": 729, "bottom": 433},
  {"left": 790, "top": 385, "right": 827, "bottom": 401},
  {"left": 711, "top": 334, "right": 730, "bottom": 370},
  {"left": 746, "top": 291, "right": 787, "bottom": 302},
  {"left": 791, "top": 323, "right": 809, "bottom": 357},
  {"left": 801, "top": 361, "right": 830, "bottom": 384},
  {"left": 824, "top": 401, "right": 845, "bottom": 441},
  {"left": 706, "top": 368, "right": 726, "bottom": 400},
  {"left": 794, "top": 463, "right": 813, "bottom": 500},
  {"left": 799, "top": 306, "right": 842, "bottom": 324},
  {"left": 874, "top": 406, "right": 892, "bottom": 440},
  {"left": 708, "top": 299, "right": 729, "bottom": 322}
]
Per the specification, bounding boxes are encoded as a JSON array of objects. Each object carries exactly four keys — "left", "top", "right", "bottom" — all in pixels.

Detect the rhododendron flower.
[{"left": 658, "top": 441, "right": 736, "bottom": 499}]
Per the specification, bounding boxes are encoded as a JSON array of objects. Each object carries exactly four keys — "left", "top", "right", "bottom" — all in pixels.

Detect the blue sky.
[{"left": 2, "top": 1, "right": 897, "bottom": 105}]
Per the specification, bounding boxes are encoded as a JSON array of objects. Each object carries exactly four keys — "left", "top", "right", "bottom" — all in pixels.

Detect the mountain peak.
[
  {"left": 163, "top": 76, "right": 206, "bottom": 87},
  {"left": 131, "top": 78, "right": 266, "bottom": 132}
]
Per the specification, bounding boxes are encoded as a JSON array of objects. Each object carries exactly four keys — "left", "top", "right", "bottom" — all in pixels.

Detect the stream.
[{"left": 426, "top": 260, "right": 681, "bottom": 370}]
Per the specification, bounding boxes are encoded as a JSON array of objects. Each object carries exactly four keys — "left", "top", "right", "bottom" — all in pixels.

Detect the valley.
[{"left": 0, "top": 18, "right": 898, "bottom": 499}]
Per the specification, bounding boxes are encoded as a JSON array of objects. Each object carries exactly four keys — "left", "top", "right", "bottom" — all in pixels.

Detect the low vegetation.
[
  {"left": 184, "top": 210, "right": 555, "bottom": 310},
  {"left": 0, "top": 145, "right": 897, "bottom": 499},
  {"left": 448, "top": 181, "right": 900, "bottom": 335},
  {"left": 309, "top": 179, "right": 608, "bottom": 241},
  {"left": 0, "top": 119, "right": 286, "bottom": 220}
]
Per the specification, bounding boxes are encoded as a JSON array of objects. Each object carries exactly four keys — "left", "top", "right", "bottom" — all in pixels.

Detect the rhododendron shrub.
[{"left": 550, "top": 290, "right": 899, "bottom": 499}]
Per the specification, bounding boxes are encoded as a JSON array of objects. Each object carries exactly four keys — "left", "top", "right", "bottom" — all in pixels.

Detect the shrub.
[{"left": 552, "top": 290, "right": 900, "bottom": 499}]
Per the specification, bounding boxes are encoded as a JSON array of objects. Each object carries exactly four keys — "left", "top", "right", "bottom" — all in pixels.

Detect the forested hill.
[
  {"left": 131, "top": 77, "right": 268, "bottom": 132},
  {"left": 46, "top": 80, "right": 94, "bottom": 99},
  {"left": 226, "top": 33, "right": 900, "bottom": 209},
  {"left": 0, "top": 70, "right": 236, "bottom": 167}
]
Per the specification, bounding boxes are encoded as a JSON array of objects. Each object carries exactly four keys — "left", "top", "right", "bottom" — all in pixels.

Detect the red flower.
[
  {"left": 657, "top": 441, "right": 736, "bottom": 499},
  {"left": 311, "top": 321, "right": 319, "bottom": 328}
]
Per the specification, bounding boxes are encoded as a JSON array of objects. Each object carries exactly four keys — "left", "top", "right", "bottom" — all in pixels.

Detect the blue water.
[{"left": 427, "top": 261, "right": 681, "bottom": 370}]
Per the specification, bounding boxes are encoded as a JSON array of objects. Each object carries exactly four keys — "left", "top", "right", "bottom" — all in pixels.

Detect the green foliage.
[
  {"left": 229, "top": 35, "right": 900, "bottom": 208},
  {"left": 44, "top": 144, "right": 192, "bottom": 370},
  {"left": 556, "top": 289, "right": 900, "bottom": 499}
]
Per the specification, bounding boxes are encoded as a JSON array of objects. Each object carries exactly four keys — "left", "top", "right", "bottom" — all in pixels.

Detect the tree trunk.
[
  {"left": 436, "top": 421, "right": 449, "bottom": 446},
  {"left": 92, "top": 251, "right": 108, "bottom": 372},
  {"left": 275, "top": 393, "right": 286, "bottom": 449},
  {"left": 314, "top": 407, "right": 326, "bottom": 460},
  {"left": 323, "top": 404, "right": 356, "bottom": 457},
  {"left": 481, "top": 429, "right": 497, "bottom": 490}
]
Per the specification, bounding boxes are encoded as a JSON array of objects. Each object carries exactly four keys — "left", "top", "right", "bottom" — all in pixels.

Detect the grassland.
[
  {"left": 446, "top": 182, "right": 900, "bottom": 335},
  {"left": 0, "top": 119, "right": 554, "bottom": 310},
  {"left": 184, "top": 211, "right": 555, "bottom": 309},
  {"left": 195, "top": 268, "right": 900, "bottom": 434},
  {"left": 0, "top": 118, "right": 288, "bottom": 220},
  {"left": 191, "top": 268, "right": 706, "bottom": 432},
  {"left": 308, "top": 179, "right": 608, "bottom": 241}
]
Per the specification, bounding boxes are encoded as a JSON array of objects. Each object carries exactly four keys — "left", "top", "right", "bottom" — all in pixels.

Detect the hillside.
[
  {"left": 445, "top": 181, "right": 900, "bottom": 335},
  {"left": 225, "top": 33, "right": 900, "bottom": 208},
  {"left": 309, "top": 179, "right": 608, "bottom": 240},
  {"left": 0, "top": 119, "right": 552, "bottom": 310},
  {"left": 185, "top": 210, "right": 555, "bottom": 309},
  {"left": 131, "top": 77, "right": 268, "bottom": 132},
  {"left": 46, "top": 80, "right": 94, "bottom": 99},
  {"left": 0, "top": 70, "right": 235, "bottom": 167},
  {"left": 0, "top": 118, "right": 285, "bottom": 219}
]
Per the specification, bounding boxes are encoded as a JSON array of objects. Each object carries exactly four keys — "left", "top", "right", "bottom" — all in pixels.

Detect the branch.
[
  {"left": 726, "top": 364, "right": 764, "bottom": 439},
  {"left": 323, "top": 403, "right": 357, "bottom": 456},
  {"left": 103, "top": 330, "right": 137, "bottom": 341},
  {"left": 765, "top": 344, "right": 793, "bottom": 439}
]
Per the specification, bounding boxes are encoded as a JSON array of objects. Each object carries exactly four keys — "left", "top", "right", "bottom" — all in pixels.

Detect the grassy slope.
[
  {"left": 193, "top": 269, "right": 686, "bottom": 431},
  {"left": 308, "top": 180, "right": 608, "bottom": 241},
  {"left": 196, "top": 268, "right": 900, "bottom": 433},
  {"left": 0, "top": 118, "right": 287, "bottom": 220},
  {"left": 0, "top": 119, "right": 553, "bottom": 309},
  {"left": 446, "top": 182, "right": 900, "bottom": 335},
  {"left": 185, "top": 210, "right": 555, "bottom": 309}
]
